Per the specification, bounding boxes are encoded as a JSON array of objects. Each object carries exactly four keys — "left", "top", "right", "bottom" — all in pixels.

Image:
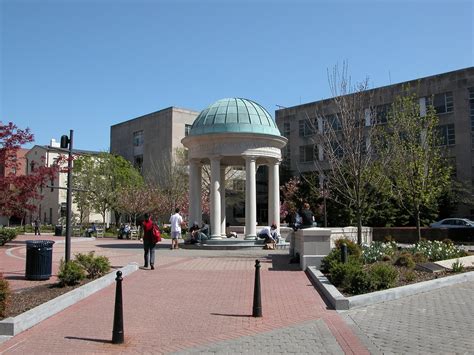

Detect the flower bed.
[{"left": 321, "top": 239, "right": 470, "bottom": 296}]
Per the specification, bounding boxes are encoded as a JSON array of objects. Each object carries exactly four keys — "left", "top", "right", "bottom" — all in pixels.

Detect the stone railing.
[{"left": 288, "top": 226, "right": 373, "bottom": 270}]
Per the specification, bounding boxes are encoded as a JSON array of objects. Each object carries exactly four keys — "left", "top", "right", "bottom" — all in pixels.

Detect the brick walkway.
[
  {"left": 4, "top": 235, "right": 473, "bottom": 354},
  {"left": 0, "top": 235, "right": 368, "bottom": 354}
]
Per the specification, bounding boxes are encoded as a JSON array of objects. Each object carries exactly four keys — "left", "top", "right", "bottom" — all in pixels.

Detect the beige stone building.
[
  {"left": 275, "top": 67, "right": 474, "bottom": 219},
  {"left": 110, "top": 107, "right": 199, "bottom": 184},
  {"left": 25, "top": 140, "right": 107, "bottom": 226}
]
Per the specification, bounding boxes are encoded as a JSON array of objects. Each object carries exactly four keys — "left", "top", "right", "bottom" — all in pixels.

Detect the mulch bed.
[{"left": 1, "top": 280, "right": 93, "bottom": 320}]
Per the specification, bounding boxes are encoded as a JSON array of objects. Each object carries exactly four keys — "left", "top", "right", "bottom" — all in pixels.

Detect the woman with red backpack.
[{"left": 142, "top": 213, "right": 159, "bottom": 270}]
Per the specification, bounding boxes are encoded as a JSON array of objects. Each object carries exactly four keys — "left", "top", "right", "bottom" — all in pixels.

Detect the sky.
[{"left": 1, "top": 0, "right": 473, "bottom": 152}]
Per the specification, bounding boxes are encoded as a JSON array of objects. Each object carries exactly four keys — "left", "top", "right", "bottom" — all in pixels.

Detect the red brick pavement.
[{"left": 0, "top": 236, "right": 369, "bottom": 354}]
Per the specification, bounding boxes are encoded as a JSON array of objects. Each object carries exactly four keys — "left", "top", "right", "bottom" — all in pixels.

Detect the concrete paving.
[{"left": 0, "top": 234, "right": 473, "bottom": 354}]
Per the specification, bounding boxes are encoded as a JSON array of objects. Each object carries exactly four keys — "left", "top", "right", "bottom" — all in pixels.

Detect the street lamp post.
[{"left": 60, "top": 130, "right": 73, "bottom": 262}]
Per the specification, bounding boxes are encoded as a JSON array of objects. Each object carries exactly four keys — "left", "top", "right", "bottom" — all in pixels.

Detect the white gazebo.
[{"left": 181, "top": 98, "right": 288, "bottom": 239}]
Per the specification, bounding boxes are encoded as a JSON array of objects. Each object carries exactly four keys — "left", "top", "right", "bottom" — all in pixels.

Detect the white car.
[{"left": 429, "top": 218, "right": 474, "bottom": 228}]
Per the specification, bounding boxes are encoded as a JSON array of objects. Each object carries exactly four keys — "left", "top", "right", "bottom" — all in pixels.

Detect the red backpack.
[{"left": 152, "top": 224, "right": 161, "bottom": 243}]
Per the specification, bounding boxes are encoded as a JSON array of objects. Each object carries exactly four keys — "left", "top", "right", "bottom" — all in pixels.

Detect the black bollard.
[
  {"left": 252, "top": 259, "right": 262, "bottom": 317},
  {"left": 341, "top": 243, "right": 348, "bottom": 264},
  {"left": 112, "top": 270, "right": 124, "bottom": 344}
]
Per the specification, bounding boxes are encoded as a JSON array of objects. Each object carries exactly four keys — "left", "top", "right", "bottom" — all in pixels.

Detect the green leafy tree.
[
  {"left": 380, "top": 89, "right": 451, "bottom": 241},
  {"left": 73, "top": 153, "right": 143, "bottom": 229}
]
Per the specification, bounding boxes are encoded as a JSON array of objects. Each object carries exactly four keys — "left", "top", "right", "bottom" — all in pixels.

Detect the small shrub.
[
  {"left": 75, "top": 252, "right": 111, "bottom": 279},
  {"left": 335, "top": 238, "right": 362, "bottom": 259},
  {"left": 369, "top": 263, "right": 398, "bottom": 290},
  {"left": 412, "top": 252, "right": 427, "bottom": 264},
  {"left": 0, "top": 274, "right": 11, "bottom": 318},
  {"left": 0, "top": 227, "right": 19, "bottom": 246},
  {"left": 395, "top": 252, "right": 416, "bottom": 269},
  {"left": 451, "top": 259, "right": 464, "bottom": 273},
  {"left": 347, "top": 269, "right": 372, "bottom": 295},
  {"left": 321, "top": 248, "right": 341, "bottom": 273},
  {"left": 382, "top": 254, "right": 392, "bottom": 262},
  {"left": 329, "top": 261, "right": 362, "bottom": 288},
  {"left": 404, "top": 270, "right": 416, "bottom": 282},
  {"left": 57, "top": 259, "right": 86, "bottom": 286}
]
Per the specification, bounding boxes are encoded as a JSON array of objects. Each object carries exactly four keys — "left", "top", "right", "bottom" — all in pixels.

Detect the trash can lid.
[{"left": 26, "top": 240, "right": 55, "bottom": 247}]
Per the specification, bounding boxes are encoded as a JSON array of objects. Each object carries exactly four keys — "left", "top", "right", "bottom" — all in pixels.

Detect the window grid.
[
  {"left": 469, "top": 88, "right": 474, "bottom": 149},
  {"left": 133, "top": 131, "right": 144, "bottom": 147},
  {"left": 283, "top": 122, "right": 290, "bottom": 137},
  {"left": 437, "top": 124, "right": 455, "bottom": 146},
  {"left": 299, "top": 144, "right": 315, "bottom": 163},
  {"left": 426, "top": 92, "right": 454, "bottom": 114}
]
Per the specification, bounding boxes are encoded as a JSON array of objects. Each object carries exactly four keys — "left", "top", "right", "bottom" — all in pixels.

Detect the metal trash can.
[
  {"left": 25, "top": 240, "right": 55, "bottom": 280},
  {"left": 54, "top": 225, "right": 63, "bottom": 236}
]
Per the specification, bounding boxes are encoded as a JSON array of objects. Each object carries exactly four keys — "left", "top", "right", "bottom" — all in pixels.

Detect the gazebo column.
[
  {"left": 268, "top": 160, "right": 281, "bottom": 229},
  {"left": 188, "top": 159, "right": 202, "bottom": 227},
  {"left": 210, "top": 156, "right": 222, "bottom": 239},
  {"left": 245, "top": 156, "right": 257, "bottom": 239},
  {"left": 220, "top": 166, "right": 226, "bottom": 237}
]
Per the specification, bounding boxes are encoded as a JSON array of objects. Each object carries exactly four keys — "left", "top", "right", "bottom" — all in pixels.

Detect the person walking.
[
  {"left": 142, "top": 214, "right": 156, "bottom": 270},
  {"left": 34, "top": 219, "right": 41, "bottom": 236},
  {"left": 169, "top": 208, "right": 183, "bottom": 250}
]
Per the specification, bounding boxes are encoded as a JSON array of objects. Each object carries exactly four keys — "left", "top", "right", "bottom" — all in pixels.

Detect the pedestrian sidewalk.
[{"left": 0, "top": 234, "right": 369, "bottom": 354}]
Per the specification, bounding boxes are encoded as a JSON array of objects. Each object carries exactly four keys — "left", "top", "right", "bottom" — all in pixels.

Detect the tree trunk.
[
  {"left": 357, "top": 210, "right": 363, "bottom": 245},
  {"left": 416, "top": 208, "right": 421, "bottom": 242}
]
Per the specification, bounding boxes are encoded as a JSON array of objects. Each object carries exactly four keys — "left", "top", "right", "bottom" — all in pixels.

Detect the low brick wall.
[{"left": 373, "top": 227, "right": 474, "bottom": 244}]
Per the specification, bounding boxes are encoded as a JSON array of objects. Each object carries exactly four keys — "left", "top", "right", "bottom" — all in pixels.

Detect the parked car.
[{"left": 429, "top": 218, "right": 474, "bottom": 228}]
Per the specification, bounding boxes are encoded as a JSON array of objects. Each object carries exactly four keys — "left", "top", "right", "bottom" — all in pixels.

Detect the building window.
[
  {"left": 185, "top": 124, "right": 192, "bottom": 137},
  {"left": 437, "top": 124, "right": 455, "bottom": 146},
  {"left": 298, "top": 119, "right": 316, "bottom": 137},
  {"left": 134, "top": 155, "right": 143, "bottom": 173},
  {"left": 426, "top": 92, "right": 454, "bottom": 114},
  {"left": 330, "top": 141, "right": 344, "bottom": 159},
  {"left": 375, "top": 104, "right": 391, "bottom": 124},
  {"left": 469, "top": 88, "right": 474, "bottom": 148},
  {"left": 324, "top": 114, "right": 342, "bottom": 131},
  {"left": 133, "top": 131, "right": 144, "bottom": 147},
  {"left": 283, "top": 122, "right": 290, "bottom": 138},
  {"left": 299, "top": 144, "right": 315, "bottom": 163}
]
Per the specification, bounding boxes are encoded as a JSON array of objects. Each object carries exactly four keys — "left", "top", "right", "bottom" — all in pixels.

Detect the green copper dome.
[{"left": 189, "top": 98, "right": 282, "bottom": 136}]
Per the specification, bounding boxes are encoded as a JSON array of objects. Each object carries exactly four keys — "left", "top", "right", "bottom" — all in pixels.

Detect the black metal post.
[
  {"left": 112, "top": 270, "right": 124, "bottom": 344},
  {"left": 341, "top": 243, "right": 348, "bottom": 264},
  {"left": 65, "top": 130, "right": 73, "bottom": 263},
  {"left": 252, "top": 259, "right": 262, "bottom": 317}
]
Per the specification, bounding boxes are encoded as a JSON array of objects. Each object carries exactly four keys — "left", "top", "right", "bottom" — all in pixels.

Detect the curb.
[
  {"left": 307, "top": 266, "right": 474, "bottom": 311},
  {"left": 0, "top": 262, "right": 139, "bottom": 338}
]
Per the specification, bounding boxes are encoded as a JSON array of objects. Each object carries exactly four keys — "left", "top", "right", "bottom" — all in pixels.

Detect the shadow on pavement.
[
  {"left": 268, "top": 254, "right": 302, "bottom": 272},
  {"left": 65, "top": 336, "right": 111, "bottom": 344},
  {"left": 211, "top": 313, "right": 252, "bottom": 318},
  {"left": 96, "top": 243, "right": 172, "bottom": 250}
]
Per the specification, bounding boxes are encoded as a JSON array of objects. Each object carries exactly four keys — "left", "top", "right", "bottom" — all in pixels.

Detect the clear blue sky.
[{"left": 1, "top": 0, "right": 472, "bottom": 152}]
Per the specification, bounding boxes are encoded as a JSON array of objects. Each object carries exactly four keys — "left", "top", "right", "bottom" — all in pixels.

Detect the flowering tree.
[{"left": 0, "top": 122, "right": 59, "bottom": 225}]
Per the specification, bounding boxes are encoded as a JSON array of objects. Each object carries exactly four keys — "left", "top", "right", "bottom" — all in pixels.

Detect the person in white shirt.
[
  {"left": 169, "top": 208, "right": 183, "bottom": 250},
  {"left": 257, "top": 224, "right": 280, "bottom": 245}
]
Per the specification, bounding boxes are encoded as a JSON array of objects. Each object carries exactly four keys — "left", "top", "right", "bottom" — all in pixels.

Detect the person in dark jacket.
[
  {"left": 300, "top": 203, "right": 315, "bottom": 229},
  {"left": 142, "top": 214, "right": 156, "bottom": 270}
]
